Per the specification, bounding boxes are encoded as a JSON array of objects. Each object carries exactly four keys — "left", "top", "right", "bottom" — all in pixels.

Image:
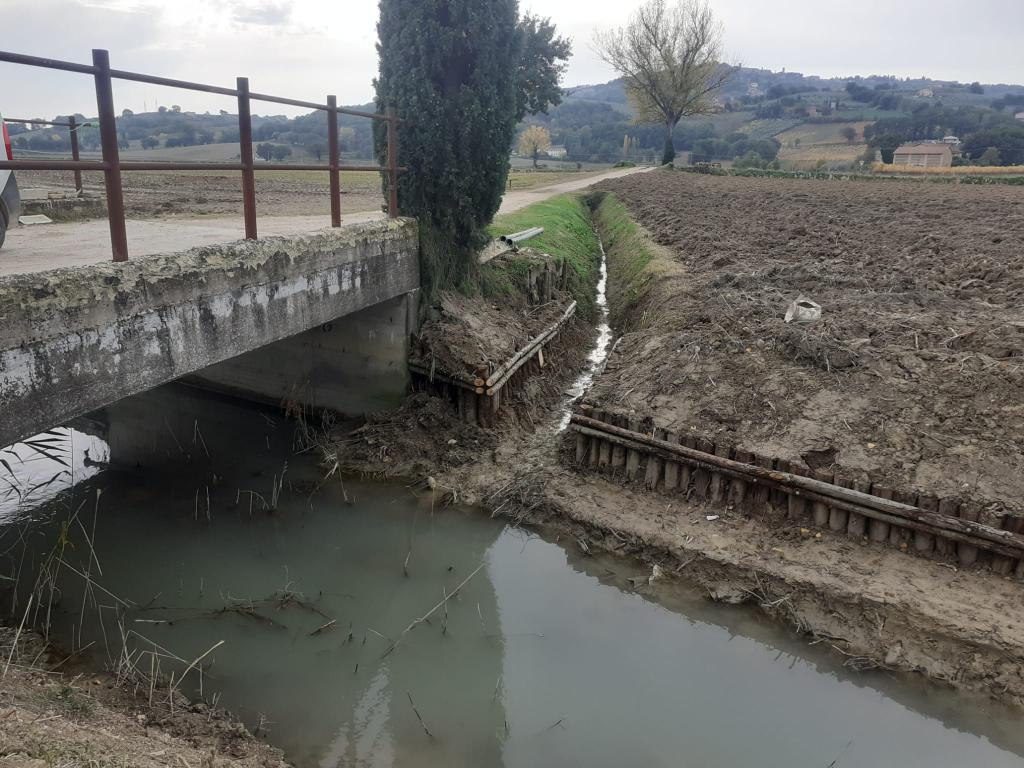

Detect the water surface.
[{"left": 3, "top": 386, "right": 1024, "bottom": 768}]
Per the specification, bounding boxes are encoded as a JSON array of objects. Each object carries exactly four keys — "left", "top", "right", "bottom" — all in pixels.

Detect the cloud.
[{"left": 229, "top": 0, "right": 293, "bottom": 27}]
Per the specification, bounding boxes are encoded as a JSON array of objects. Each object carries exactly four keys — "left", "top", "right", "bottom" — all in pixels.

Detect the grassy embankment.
[
  {"left": 587, "top": 192, "right": 682, "bottom": 332},
  {"left": 479, "top": 194, "right": 602, "bottom": 319}
]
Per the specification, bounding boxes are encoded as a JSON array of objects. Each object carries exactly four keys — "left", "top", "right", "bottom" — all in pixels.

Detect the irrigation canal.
[{"left": 2, "top": 385, "right": 1024, "bottom": 767}]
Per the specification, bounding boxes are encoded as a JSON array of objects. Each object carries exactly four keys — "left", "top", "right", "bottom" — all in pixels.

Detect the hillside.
[{"left": 9, "top": 67, "right": 1024, "bottom": 172}]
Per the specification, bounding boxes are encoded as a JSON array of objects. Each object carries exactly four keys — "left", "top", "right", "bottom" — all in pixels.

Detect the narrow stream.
[
  {"left": 555, "top": 229, "right": 613, "bottom": 431},
  {"left": 3, "top": 386, "right": 1024, "bottom": 768}
]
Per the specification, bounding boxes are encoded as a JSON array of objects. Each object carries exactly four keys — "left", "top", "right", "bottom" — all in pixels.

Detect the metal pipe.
[
  {"left": 386, "top": 106, "right": 399, "bottom": 218},
  {"left": 68, "top": 115, "right": 83, "bottom": 192},
  {"left": 500, "top": 227, "right": 545, "bottom": 246}
]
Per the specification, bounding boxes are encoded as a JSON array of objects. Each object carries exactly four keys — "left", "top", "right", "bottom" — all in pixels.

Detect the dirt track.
[{"left": 593, "top": 171, "right": 1024, "bottom": 514}]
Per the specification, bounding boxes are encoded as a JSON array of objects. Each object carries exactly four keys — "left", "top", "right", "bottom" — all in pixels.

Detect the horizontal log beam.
[{"left": 570, "top": 414, "right": 1024, "bottom": 557}]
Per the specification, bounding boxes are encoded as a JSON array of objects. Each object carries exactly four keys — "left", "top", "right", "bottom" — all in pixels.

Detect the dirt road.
[{"left": 2, "top": 166, "right": 650, "bottom": 276}]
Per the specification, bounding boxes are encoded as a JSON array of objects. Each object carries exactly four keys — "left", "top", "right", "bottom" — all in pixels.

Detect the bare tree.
[{"left": 594, "top": 0, "right": 735, "bottom": 165}]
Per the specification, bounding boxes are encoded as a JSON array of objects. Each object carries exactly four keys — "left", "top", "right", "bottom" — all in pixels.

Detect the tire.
[{"left": 0, "top": 214, "right": 6, "bottom": 250}]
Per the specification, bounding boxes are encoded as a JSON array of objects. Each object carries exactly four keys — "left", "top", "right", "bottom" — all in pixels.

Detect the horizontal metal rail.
[{"left": 0, "top": 47, "right": 405, "bottom": 261}]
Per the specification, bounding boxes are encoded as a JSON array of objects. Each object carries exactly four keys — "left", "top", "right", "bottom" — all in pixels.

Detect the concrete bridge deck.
[{"left": 0, "top": 218, "right": 419, "bottom": 448}]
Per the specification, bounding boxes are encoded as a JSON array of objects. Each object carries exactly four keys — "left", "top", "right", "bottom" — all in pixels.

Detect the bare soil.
[
  {"left": 16, "top": 170, "right": 383, "bottom": 219},
  {"left": 330, "top": 176, "right": 1024, "bottom": 708},
  {"left": 592, "top": 171, "right": 1024, "bottom": 514},
  {"left": 0, "top": 629, "right": 287, "bottom": 768}
]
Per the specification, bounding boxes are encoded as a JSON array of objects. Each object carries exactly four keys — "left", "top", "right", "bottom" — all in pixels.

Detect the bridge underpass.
[{"left": 0, "top": 218, "right": 420, "bottom": 449}]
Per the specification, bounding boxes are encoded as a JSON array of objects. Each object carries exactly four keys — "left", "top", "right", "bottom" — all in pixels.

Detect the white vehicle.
[{"left": 0, "top": 113, "right": 21, "bottom": 249}]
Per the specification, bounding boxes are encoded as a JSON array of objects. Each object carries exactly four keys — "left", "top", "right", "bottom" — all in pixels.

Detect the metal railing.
[
  {"left": 5, "top": 116, "right": 89, "bottom": 193},
  {"left": 0, "top": 49, "right": 405, "bottom": 262}
]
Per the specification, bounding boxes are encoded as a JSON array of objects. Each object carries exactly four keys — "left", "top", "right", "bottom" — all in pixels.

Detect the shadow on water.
[{"left": 2, "top": 384, "right": 1024, "bottom": 768}]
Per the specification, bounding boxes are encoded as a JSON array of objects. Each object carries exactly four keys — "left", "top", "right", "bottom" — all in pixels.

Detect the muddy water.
[{"left": 4, "top": 386, "right": 1024, "bottom": 768}]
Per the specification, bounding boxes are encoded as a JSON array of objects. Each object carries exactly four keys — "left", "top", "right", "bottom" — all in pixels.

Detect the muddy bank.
[
  {"left": 0, "top": 629, "right": 288, "bottom": 768},
  {"left": 332, "top": 182, "right": 1024, "bottom": 708}
]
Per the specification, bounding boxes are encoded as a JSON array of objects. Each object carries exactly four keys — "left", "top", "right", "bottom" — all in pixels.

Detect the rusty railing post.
[
  {"left": 92, "top": 49, "right": 128, "bottom": 261},
  {"left": 327, "top": 95, "right": 341, "bottom": 228},
  {"left": 236, "top": 76, "right": 257, "bottom": 240},
  {"left": 68, "top": 115, "right": 83, "bottom": 194},
  {"left": 386, "top": 106, "right": 399, "bottom": 218}
]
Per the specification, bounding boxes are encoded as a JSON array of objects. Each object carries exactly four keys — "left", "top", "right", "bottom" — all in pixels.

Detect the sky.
[{"left": 2, "top": 0, "right": 1022, "bottom": 120}]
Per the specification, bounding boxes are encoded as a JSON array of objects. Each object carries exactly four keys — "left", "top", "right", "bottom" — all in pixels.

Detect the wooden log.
[
  {"left": 730, "top": 449, "right": 752, "bottom": 510},
  {"left": 847, "top": 479, "right": 870, "bottom": 539},
  {"left": 645, "top": 428, "right": 666, "bottom": 490},
  {"left": 869, "top": 486, "right": 892, "bottom": 543},
  {"left": 693, "top": 438, "right": 714, "bottom": 499},
  {"left": 663, "top": 431, "right": 680, "bottom": 492},
  {"left": 485, "top": 301, "right": 577, "bottom": 390},
  {"left": 934, "top": 498, "right": 958, "bottom": 556},
  {"left": 828, "top": 474, "right": 850, "bottom": 532},
  {"left": 957, "top": 501, "right": 980, "bottom": 566},
  {"left": 788, "top": 464, "right": 809, "bottom": 520},
  {"left": 914, "top": 496, "right": 938, "bottom": 554},
  {"left": 625, "top": 418, "right": 642, "bottom": 479},
  {"left": 567, "top": 421, "right": 1024, "bottom": 559},
  {"left": 568, "top": 415, "right": 1024, "bottom": 557}
]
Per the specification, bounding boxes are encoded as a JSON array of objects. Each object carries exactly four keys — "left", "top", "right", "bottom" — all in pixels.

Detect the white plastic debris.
[
  {"left": 784, "top": 296, "right": 822, "bottom": 323},
  {"left": 648, "top": 564, "right": 665, "bottom": 585},
  {"left": 18, "top": 214, "right": 53, "bottom": 225},
  {"left": 705, "top": 515, "right": 720, "bottom": 522}
]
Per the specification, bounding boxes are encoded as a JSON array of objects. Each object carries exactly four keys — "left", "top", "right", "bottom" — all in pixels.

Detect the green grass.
[
  {"left": 590, "top": 192, "right": 660, "bottom": 330},
  {"left": 480, "top": 194, "right": 601, "bottom": 318}
]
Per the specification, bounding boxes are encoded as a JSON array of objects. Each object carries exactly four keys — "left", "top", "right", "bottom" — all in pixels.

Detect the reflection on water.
[{"left": 2, "top": 385, "right": 1024, "bottom": 768}]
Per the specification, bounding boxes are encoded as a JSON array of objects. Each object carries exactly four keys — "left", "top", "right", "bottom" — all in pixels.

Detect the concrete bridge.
[{"left": 0, "top": 218, "right": 419, "bottom": 448}]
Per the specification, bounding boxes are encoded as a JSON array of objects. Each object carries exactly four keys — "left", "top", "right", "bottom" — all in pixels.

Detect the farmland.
[{"left": 593, "top": 170, "right": 1024, "bottom": 511}]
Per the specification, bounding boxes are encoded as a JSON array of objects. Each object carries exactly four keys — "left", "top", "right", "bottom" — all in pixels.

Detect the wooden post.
[
  {"left": 730, "top": 449, "right": 751, "bottom": 510},
  {"left": 680, "top": 435, "right": 695, "bottom": 492},
  {"left": 890, "top": 491, "right": 916, "bottom": 549},
  {"left": 913, "top": 496, "right": 938, "bottom": 554},
  {"left": 644, "top": 428, "right": 665, "bottom": 490},
  {"left": 754, "top": 454, "right": 774, "bottom": 513},
  {"left": 992, "top": 515, "right": 1019, "bottom": 575},
  {"left": 828, "top": 475, "right": 850, "bottom": 532},
  {"left": 589, "top": 410, "right": 604, "bottom": 468},
  {"left": 847, "top": 479, "right": 869, "bottom": 539},
  {"left": 663, "top": 431, "right": 680, "bottom": 492},
  {"left": 711, "top": 442, "right": 731, "bottom": 504},
  {"left": 236, "top": 76, "right": 257, "bottom": 241},
  {"left": 625, "top": 418, "right": 642, "bottom": 479},
  {"left": 869, "top": 486, "right": 893, "bottom": 543},
  {"left": 610, "top": 414, "right": 627, "bottom": 474},
  {"left": 788, "top": 464, "right": 808, "bottom": 519},
  {"left": 811, "top": 469, "right": 832, "bottom": 527},
  {"left": 957, "top": 501, "right": 980, "bottom": 566},
  {"left": 935, "top": 498, "right": 958, "bottom": 557},
  {"left": 693, "top": 439, "right": 714, "bottom": 499},
  {"left": 770, "top": 458, "right": 789, "bottom": 509},
  {"left": 92, "top": 49, "right": 128, "bottom": 261}
]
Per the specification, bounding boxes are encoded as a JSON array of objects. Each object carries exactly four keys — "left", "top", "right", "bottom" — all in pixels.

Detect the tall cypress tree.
[{"left": 375, "top": 1, "right": 569, "bottom": 296}]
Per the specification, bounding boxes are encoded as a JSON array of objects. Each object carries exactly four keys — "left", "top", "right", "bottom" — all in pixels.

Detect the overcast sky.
[{"left": 3, "top": 0, "right": 1022, "bottom": 119}]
